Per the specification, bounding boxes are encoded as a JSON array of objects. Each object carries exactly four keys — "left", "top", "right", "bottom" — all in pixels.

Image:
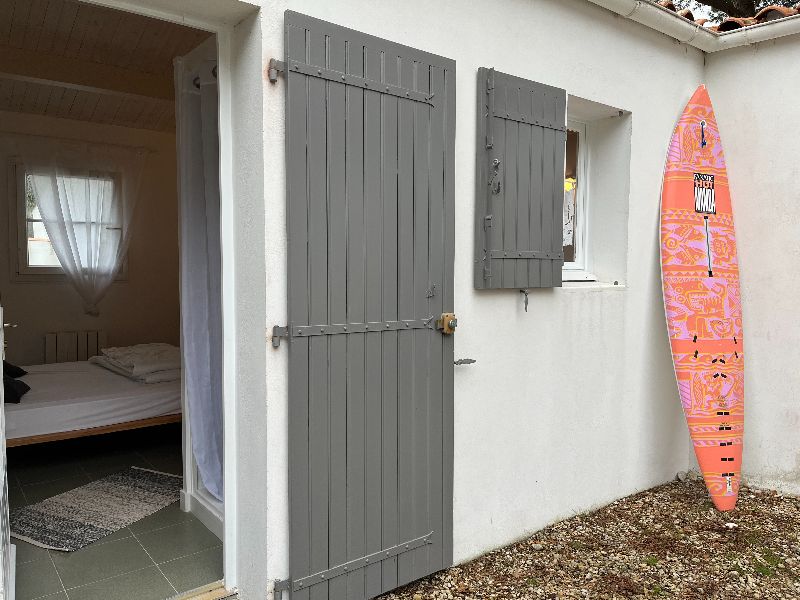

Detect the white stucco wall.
[
  {"left": 258, "top": 0, "right": 706, "bottom": 587},
  {"left": 706, "top": 38, "right": 800, "bottom": 497}
]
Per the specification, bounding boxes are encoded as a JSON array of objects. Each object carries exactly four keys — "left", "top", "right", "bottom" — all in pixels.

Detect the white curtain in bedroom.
[
  {"left": 25, "top": 144, "right": 145, "bottom": 315},
  {"left": 176, "top": 55, "right": 224, "bottom": 501}
]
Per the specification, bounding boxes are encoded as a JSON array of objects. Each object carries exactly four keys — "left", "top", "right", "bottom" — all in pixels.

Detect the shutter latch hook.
[{"left": 520, "top": 289, "right": 529, "bottom": 312}]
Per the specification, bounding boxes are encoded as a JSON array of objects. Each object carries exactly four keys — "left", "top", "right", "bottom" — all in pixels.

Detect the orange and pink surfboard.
[{"left": 660, "top": 85, "right": 743, "bottom": 511}]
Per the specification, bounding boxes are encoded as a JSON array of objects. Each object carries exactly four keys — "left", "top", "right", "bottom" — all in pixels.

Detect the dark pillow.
[
  {"left": 3, "top": 360, "right": 27, "bottom": 378},
  {"left": 3, "top": 375, "right": 30, "bottom": 404}
]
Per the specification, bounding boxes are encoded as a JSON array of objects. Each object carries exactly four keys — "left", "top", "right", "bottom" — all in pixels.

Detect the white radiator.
[{"left": 44, "top": 330, "right": 108, "bottom": 364}]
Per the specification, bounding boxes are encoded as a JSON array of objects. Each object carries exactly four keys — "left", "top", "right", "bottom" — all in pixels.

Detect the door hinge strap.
[
  {"left": 267, "top": 58, "right": 286, "bottom": 83},
  {"left": 488, "top": 250, "right": 564, "bottom": 260},
  {"left": 294, "top": 318, "right": 434, "bottom": 338},
  {"left": 282, "top": 59, "right": 434, "bottom": 105},
  {"left": 491, "top": 109, "right": 566, "bottom": 132},
  {"left": 290, "top": 531, "right": 433, "bottom": 593}
]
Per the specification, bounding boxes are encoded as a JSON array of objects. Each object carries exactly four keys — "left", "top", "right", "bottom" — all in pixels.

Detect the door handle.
[{"left": 3, "top": 323, "right": 18, "bottom": 328}]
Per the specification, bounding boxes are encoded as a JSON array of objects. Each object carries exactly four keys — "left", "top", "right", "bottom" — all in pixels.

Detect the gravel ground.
[{"left": 379, "top": 477, "right": 800, "bottom": 600}]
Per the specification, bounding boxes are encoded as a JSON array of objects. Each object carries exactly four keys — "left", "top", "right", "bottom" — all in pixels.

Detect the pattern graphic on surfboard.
[{"left": 660, "top": 85, "right": 743, "bottom": 512}]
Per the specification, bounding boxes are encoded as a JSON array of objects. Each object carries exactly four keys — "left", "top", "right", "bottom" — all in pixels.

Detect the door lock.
[{"left": 436, "top": 313, "right": 457, "bottom": 335}]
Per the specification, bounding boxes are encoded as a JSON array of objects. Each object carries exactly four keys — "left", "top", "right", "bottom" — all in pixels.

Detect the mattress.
[{"left": 5, "top": 361, "right": 181, "bottom": 441}]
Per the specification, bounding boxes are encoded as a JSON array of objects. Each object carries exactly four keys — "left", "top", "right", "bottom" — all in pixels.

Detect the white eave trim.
[{"left": 586, "top": 0, "right": 800, "bottom": 52}]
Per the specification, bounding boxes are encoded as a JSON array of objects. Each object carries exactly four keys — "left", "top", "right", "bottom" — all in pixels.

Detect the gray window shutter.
[{"left": 474, "top": 68, "right": 567, "bottom": 289}]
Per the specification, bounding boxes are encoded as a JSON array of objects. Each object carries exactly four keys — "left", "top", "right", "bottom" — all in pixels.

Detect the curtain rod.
[
  {"left": 193, "top": 65, "right": 219, "bottom": 89},
  {"left": 0, "top": 129, "right": 159, "bottom": 155}
]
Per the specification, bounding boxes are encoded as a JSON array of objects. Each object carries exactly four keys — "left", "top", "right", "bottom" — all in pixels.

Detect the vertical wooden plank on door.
[
  {"left": 345, "top": 37, "right": 367, "bottom": 600},
  {"left": 516, "top": 97, "right": 532, "bottom": 289},
  {"left": 529, "top": 87, "right": 544, "bottom": 288},
  {"left": 363, "top": 44, "right": 384, "bottom": 599},
  {"left": 488, "top": 84, "right": 506, "bottom": 288},
  {"left": 380, "top": 51, "right": 400, "bottom": 592},
  {"left": 411, "top": 59, "right": 431, "bottom": 581},
  {"left": 307, "top": 27, "right": 330, "bottom": 600},
  {"left": 426, "top": 64, "right": 445, "bottom": 573},
  {"left": 540, "top": 87, "right": 555, "bottom": 288},
  {"left": 286, "top": 18, "right": 311, "bottom": 600},
  {"left": 552, "top": 94, "right": 567, "bottom": 284},
  {"left": 395, "top": 54, "right": 415, "bottom": 588},
  {"left": 442, "top": 64, "right": 456, "bottom": 567},
  {"left": 473, "top": 69, "right": 489, "bottom": 289},
  {"left": 327, "top": 32, "right": 348, "bottom": 600},
  {"left": 503, "top": 84, "right": 519, "bottom": 288}
]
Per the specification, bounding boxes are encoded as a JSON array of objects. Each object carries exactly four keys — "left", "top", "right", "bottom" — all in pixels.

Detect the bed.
[{"left": 5, "top": 361, "right": 182, "bottom": 447}]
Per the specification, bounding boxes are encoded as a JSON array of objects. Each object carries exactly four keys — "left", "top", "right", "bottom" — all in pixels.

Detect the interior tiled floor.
[{"left": 7, "top": 424, "right": 223, "bottom": 600}]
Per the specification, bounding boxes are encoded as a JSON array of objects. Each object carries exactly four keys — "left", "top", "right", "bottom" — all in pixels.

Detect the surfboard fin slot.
[
  {"left": 721, "top": 457, "right": 735, "bottom": 462},
  {"left": 719, "top": 441, "right": 733, "bottom": 447},
  {"left": 716, "top": 411, "right": 730, "bottom": 416}
]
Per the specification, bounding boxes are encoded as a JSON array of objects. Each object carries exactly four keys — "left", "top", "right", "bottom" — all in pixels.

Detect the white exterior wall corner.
[
  {"left": 228, "top": 8, "right": 271, "bottom": 599},
  {"left": 705, "top": 37, "right": 800, "bottom": 497},
  {"left": 256, "top": 0, "right": 705, "bottom": 589}
]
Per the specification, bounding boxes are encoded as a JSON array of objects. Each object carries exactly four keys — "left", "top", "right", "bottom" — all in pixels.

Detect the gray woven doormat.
[{"left": 10, "top": 466, "right": 182, "bottom": 551}]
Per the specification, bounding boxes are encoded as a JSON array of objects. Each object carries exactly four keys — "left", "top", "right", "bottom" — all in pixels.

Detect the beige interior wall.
[{"left": 0, "top": 110, "right": 179, "bottom": 365}]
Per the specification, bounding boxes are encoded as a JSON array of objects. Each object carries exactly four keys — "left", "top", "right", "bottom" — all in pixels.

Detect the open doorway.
[{"left": 0, "top": 1, "right": 226, "bottom": 597}]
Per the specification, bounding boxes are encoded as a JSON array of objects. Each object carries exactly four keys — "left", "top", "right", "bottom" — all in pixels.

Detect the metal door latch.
[
  {"left": 520, "top": 289, "right": 529, "bottom": 312},
  {"left": 454, "top": 358, "right": 476, "bottom": 366},
  {"left": 488, "top": 158, "right": 501, "bottom": 194},
  {"left": 436, "top": 313, "right": 457, "bottom": 334}
]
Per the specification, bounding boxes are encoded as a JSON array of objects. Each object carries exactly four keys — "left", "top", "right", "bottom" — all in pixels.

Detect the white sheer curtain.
[
  {"left": 25, "top": 145, "right": 145, "bottom": 315},
  {"left": 176, "top": 53, "right": 224, "bottom": 501}
]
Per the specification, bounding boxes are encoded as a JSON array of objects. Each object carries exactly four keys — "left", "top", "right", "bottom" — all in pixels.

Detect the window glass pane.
[
  {"left": 27, "top": 222, "right": 61, "bottom": 267},
  {"left": 563, "top": 129, "right": 579, "bottom": 263},
  {"left": 24, "top": 175, "right": 61, "bottom": 268}
]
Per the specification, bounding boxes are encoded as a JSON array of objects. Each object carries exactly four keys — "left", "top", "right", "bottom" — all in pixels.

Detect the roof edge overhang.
[{"left": 586, "top": 0, "right": 800, "bottom": 52}]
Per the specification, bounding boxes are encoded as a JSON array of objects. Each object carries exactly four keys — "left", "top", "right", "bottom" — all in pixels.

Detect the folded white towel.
[
  {"left": 100, "top": 343, "right": 181, "bottom": 376},
  {"left": 89, "top": 355, "right": 181, "bottom": 384}
]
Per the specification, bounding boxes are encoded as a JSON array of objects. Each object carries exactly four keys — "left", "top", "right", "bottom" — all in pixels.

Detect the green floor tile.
[
  {"left": 15, "top": 558, "right": 63, "bottom": 600},
  {"left": 20, "top": 474, "right": 90, "bottom": 504},
  {"left": 8, "top": 482, "right": 28, "bottom": 509},
  {"left": 80, "top": 451, "right": 153, "bottom": 477},
  {"left": 65, "top": 566, "right": 176, "bottom": 600},
  {"left": 136, "top": 519, "right": 221, "bottom": 564},
  {"left": 51, "top": 536, "right": 152, "bottom": 590},
  {"left": 12, "top": 458, "right": 86, "bottom": 486},
  {"left": 159, "top": 545, "right": 223, "bottom": 594},
  {"left": 129, "top": 502, "right": 194, "bottom": 535},
  {"left": 12, "top": 540, "right": 50, "bottom": 565}
]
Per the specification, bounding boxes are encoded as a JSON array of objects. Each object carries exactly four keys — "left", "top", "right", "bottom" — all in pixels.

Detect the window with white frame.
[
  {"left": 11, "top": 160, "right": 126, "bottom": 278},
  {"left": 562, "top": 120, "right": 591, "bottom": 279}
]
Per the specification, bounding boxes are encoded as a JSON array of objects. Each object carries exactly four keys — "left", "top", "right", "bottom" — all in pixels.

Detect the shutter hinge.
[
  {"left": 272, "top": 325, "right": 289, "bottom": 348},
  {"left": 273, "top": 578, "right": 291, "bottom": 599},
  {"left": 267, "top": 58, "right": 286, "bottom": 83},
  {"left": 483, "top": 214, "right": 493, "bottom": 230}
]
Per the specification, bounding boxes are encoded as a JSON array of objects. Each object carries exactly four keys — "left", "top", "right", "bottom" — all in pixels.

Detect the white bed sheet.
[{"left": 5, "top": 361, "right": 181, "bottom": 440}]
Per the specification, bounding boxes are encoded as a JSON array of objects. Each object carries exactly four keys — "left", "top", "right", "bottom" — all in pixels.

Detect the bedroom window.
[
  {"left": 11, "top": 160, "right": 127, "bottom": 279},
  {"left": 563, "top": 120, "right": 589, "bottom": 279}
]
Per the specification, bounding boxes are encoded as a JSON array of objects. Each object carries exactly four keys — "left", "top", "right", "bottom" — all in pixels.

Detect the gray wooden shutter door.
[
  {"left": 284, "top": 11, "right": 455, "bottom": 600},
  {"left": 474, "top": 68, "right": 567, "bottom": 289}
]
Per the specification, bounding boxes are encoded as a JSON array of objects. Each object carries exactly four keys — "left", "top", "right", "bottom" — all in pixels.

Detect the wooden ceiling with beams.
[{"left": 0, "top": 0, "right": 212, "bottom": 132}]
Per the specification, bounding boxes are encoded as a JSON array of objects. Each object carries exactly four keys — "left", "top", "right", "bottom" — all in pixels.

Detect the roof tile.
[{"left": 649, "top": 0, "right": 800, "bottom": 32}]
